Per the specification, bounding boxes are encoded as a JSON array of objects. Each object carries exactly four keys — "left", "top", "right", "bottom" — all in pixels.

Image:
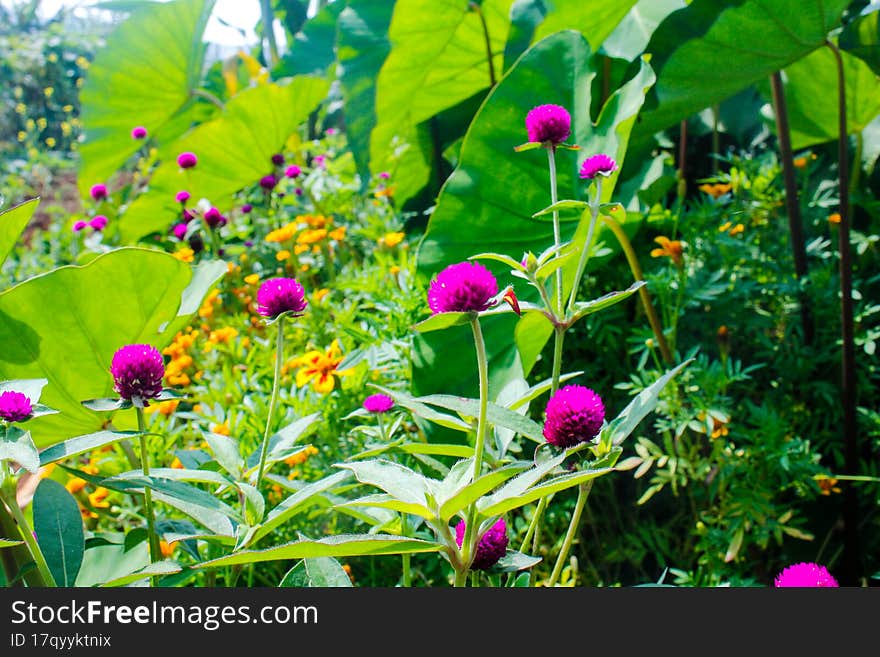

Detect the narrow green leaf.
[
  {"left": 204, "top": 431, "right": 243, "bottom": 478},
  {"left": 370, "top": 386, "right": 472, "bottom": 432},
  {"left": 337, "top": 459, "right": 432, "bottom": 509},
  {"left": 33, "top": 479, "right": 84, "bottom": 586},
  {"left": 39, "top": 430, "right": 140, "bottom": 466},
  {"left": 100, "top": 560, "right": 182, "bottom": 587},
  {"left": 507, "top": 371, "right": 583, "bottom": 411},
  {"left": 280, "top": 557, "right": 353, "bottom": 587},
  {"left": 0, "top": 538, "right": 24, "bottom": 548},
  {"left": 438, "top": 462, "right": 532, "bottom": 522},
  {"left": 413, "top": 312, "right": 473, "bottom": 333},
  {"left": 337, "top": 494, "right": 434, "bottom": 520},
  {"left": 532, "top": 199, "right": 590, "bottom": 218},
  {"left": 478, "top": 467, "right": 613, "bottom": 517},
  {"left": 569, "top": 281, "right": 645, "bottom": 323},
  {"left": 0, "top": 426, "right": 40, "bottom": 473},
  {"left": 492, "top": 550, "right": 541, "bottom": 573},
  {"left": 417, "top": 394, "right": 547, "bottom": 444}
]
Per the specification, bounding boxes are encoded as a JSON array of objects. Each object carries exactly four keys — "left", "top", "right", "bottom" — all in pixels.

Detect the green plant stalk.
[
  {"left": 0, "top": 484, "right": 55, "bottom": 587},
  {"left": 260, "top": 0, "right": 279, "bottom": 68},
  {"left": 256, "top": 320, "right": 285, "bottom": 488},
  {"left": 136, "top": 407, "right": 161, "bottom": 585},
  {"left": 601, "top": 215, "right": 674, "bottom": 364},
  {"left": 469, "top": 0, "right": 496, "bottom": 86},
  {"left": 400, "top": 512, "right": 411, "bottom": 588},
  {"left": 547, "top": 480, "right": 593, "bottom": 587},
  {"left": 547, "top": 146, "right": 563, "bottom": 316},
  {"left": 551, "top": 326, "right": 565, "bottom": 396},
  {"left": 457, "top": 316, "right": 490, "bottom": 587},
  {"left": 567, "top": 178, "right": 603, "bottom": 313}
]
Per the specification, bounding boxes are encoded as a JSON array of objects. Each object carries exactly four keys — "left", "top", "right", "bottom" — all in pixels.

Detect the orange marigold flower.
[
  {"left": 328, "top": 226, "right": 346, "bottom": 241},
  {"left": 173, "top": 248, "right": 195, "bottom": 263},
  {"left": 159, "top": 540, "right": 176, "bottom": 558},
  {"left": 313, "top": 288, "right": 330, "bottom": 303},
  {"left": 374, "top": 185, "right": 395, "bottom": 198},
  {"left": 650, "top": 236, "right": 683, "bottom": 266},
  {"left": 284, "top": 445, "right": 319, "bottom": 467},
  {"left": 698, "top": 183, "right": 732, "bottom": 199},
  {"left": 66, "top": 477, "right": 87, "bottom": 494},
  {"left": 828, "top": 213, "right": 841, "bottom": 224},
  {"left": 266, "top": 224, "right": 297, "bottom": 243},
  {"left": 276, "top": 249, "right": 292, "bottom": 261},
  {"left": 88, "top": 487, "right": 110, "bottom": 509},
  {"left": 815, "top": 474, "right": 842, "bottom": 495},
  {"left": 793, "top": 156, "right": 808, "bottom": 169},
  {"left": 380, "top": 231, "right": 405, "bottom": 248},
  {"left": 297, "top": 228, "right": 328, "bottom": 245},
  {"left": 144, "top": 399, "right": 180, "bottom": 416},
  {"left": 244, "top": 273, "right": 260, "bottom": 285},
  {"left": 211, "top": 421, "right": 231, "bottom": 436}
]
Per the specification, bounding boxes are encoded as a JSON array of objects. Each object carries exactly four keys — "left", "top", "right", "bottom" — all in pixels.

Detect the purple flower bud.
[
  {"left": 313, "top": 155, "right": 326, "bottom": 167},
  {"left": 175, "top": 190, "right": 191, "bottom": 204},
  {"left": 241, "top": 204, "right": 253, "bottom": 214},
  {"left": 89, "top": 215, "right": 108, "bottom": 231},
  {"left": 172, "top": 223, "right": 188, "bottom": 240},
  {"left": 204, "top": 207, "right": 226, "bottom": 229},
  {"left": 774, "top": 562, "right": 839, "bottom": 588},
  {"left": 271, "top": 153, "right": 285, "bottom": 166},
  {"left": 363, "top": 394, "right": 394, "bottom": 414},
  {"left": 244, "top": 240, "right": 254, "bottom": 248},
  {"left": 326, "top": 128, "right": 337, "bottom": 136},
  {"left": 378, "top": 171, "right": 390, "bottom": 180},
  {"left": 256, "top": 278, "right": 308, "bottom": 320},
  {"left": 455, "top": 518, "right": 508, "bottom": 571},
  {"left": 182, "top": 208, "right": 195, "bottom": 222},
  {"left": 73, "top": 220, "right": 87, "bottom": 232},
  {"left": 579, "top": 154, "right": 618, "bottom": 180},
  {"left": 0, "top": 390, "right": 33, "bottom": 423},
  {"left": 294, "top": 188, "right": 304, "bottom": 197},
  {"left": 90, "top": 184, "right": 108, "bottom": 201},
  {"left": 131, "top": 126, "right": 148, "bottom": 139},
  {"left": 525, "top": 104, "right": 571, "bottom": 145},
  {"left": 285, "top": 165, "right": 301, "bottom": 179},
  {"left": 177, "top": 151, "right": 198, "bottom": 169},
  {"left": 427, "top": 261, "right": 498, "bottom": 315},
  {"left": 259, "top": 174, "right": 278, "bottom": 191},
  {"left": 110, "top": 344, "right": 165, "bottom": 401},
  {"left": 543, "top": 385, "right": 605, "bottom": 448}
]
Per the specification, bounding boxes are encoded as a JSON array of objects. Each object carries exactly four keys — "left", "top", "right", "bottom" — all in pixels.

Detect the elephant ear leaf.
[{"left": 0, "top": 198, "right": 39, "bottom": 269}]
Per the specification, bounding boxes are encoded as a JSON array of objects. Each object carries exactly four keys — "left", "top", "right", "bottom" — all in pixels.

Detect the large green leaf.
[
  {"left": 0, "top": 249, "right": 225, "bottom": 447},
  {"left": 0, "top": 198, "right": 38, "bottom": 268},
  {"left": 601, "top": 0, "right": 686, "bottom": 62},
  {"left": 337, "top": 0, "right": 397, "bottom": 185},
  {"left": 633, "top": 0, "right": 851, "bottom": 142},
  {"left": 275, "top": 0, "right": 345, "bottom": 77},
  {"left": 280, "top": 557, "right": 353, "bottom": 587},
  {"left": 118, "top": 77, "right": 329, "bottom": 242},
  {"left": 369, "top": 0, "right": 515, "bottom": 204},
  {"left": 841, "top": 5, "right": 880, "bottom": 76},
  {"left": 78, "top": 0, "right": 217, "bottom": 194},
  {"left": 773, "top": 46, "right": 880, "bottom": 149},
  {"left": 33, "top": 479, "right": 84, "bottom": 587}
]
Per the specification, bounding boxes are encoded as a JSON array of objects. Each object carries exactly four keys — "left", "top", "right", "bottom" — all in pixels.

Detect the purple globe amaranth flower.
[
  {"left": 110, "top": 344, "right": 165, "bottom": 402},
  {"left": 774, "top": 562, "right": 839, "bottom": 588},
  {"left": 256, "top": 278, "right": 308, "bottom": 320},
  {"left": 182, "top": 208, "right": 195, "bottom": 222},
  {"left": 204, "top": 207, "right": 226, "bottom": 229},
  {"left": 241, "top": 203, "right": 253, "bottom": 214},
  {"left": 259, "top": 174, "right": 278, "bottom": 191},
  {"left": 294, "top": 187, "right": 304, "bottom": 197},
  {"left": 579, "top": 153, "right": 618, "bottom": 180},
  {"left": 131, "top": 126, "right": 148, "bottom": 139},
  {"left": 427, "top": 261, "right": 498, "bottom": 315},
  {"left": 363, "top": 394, "right": 394, "bottom": 414},
  {"left": 543, "top": 385, "right": 605, "bottom": 448},
  {"left": 177, "top": 151, "right": 198, "bottom": 169},
  {"left": 73, "top": 220, "right": 87, "bottom": 232},
  {"left": 0, "top": 391, "right": 33, "bottom": 423},
  {"left": 285, "top": 165, "right": 301, "bottom": 179},
  {"left": 313, "top": 155, "right": 326, "bottom": 167},
  {"left": 378, "top": 171, "right": 390, "bottom": 180},
  {"left": 525, "top": 104, "right": 571, "bottom": 146},
  {"left": 455, "top": 518, "right": 508, "bottom": 571},
  {"left": 271, "top": 153, "right": 285, "bottom": 166},
  {"left": 326, "top": 128, "right": 337, "bottom": 136},
  {"left": 244, "top": 240, "right": 254, "bottom": 248},
  {"left": 172, "top": 223, "right": 188, "bottom": 240},
  {"left": 175, "top": 190, "right": 191, "bottom": 204},
  {"left": 89, "top": 215, "right": 108, "bottom": 231},
  {"left": 90, "top": 184, "right": 108, "bottom": 201}
]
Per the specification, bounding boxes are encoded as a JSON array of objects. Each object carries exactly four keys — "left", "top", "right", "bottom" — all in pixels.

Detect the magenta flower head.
[
  {"left": 177, "top": 151, "right": 198, "bottom": 169},
  {"left": 259, "top": 174, "right": 278, "bottom": 191},
  {"left": 110, "top": 344, "right": 165, "bottom": 402},
  {"left": 0, "top": 391, "right": 33, "bottom": 423},
  {"left": 294, "top": 187, "right": 304, "bottom": 197},
  {"left": 256, "top": 277, "right": 307, "bottom": 320},
  {"left": 543, "top": 385, "right": 605, "bottom": 448},
  {"left": 455, "top": 518, "right": 508, "bottom": 571},
  {"left": 204, "top": 207, "right": 226, "bottom": 229},
  {"left": 363, "top": 393, "right": 394, "bottom": 414},
  {"left": 774, "top": 562, "right": 838, "bottom": 588},
  {"left": 241, "top": 203, "right": 253, "bottom": 214},
  {"left": 285, "top": 164, "right": 301, "bottom": 179},
  {"left": 525, "top": 104, "right": 571, "bottom": 146},
  {"left": 427, "top": 261, "right": 498, "bottom": 315},
  {"left": 175, "top": 190, "right": 191, "bottom": 204},
  {"left": 313, "top": 155, "right": 326, "bottom": 167},
  {"left": 90, "top": 183, "right": 108, "bottom": 201},
  {"left": 271, "top": 153, "right": 285, "bottom": 166},
  {"left": 378, "top": 171, "right": 390, "bottom": 180},
  {"left": 131, "top": 126, "right": 148, "bottom": 139},
  {"left": 89, "top": 215, "right": 108, "bottom": 231},
  {"left": 73, "top": 220, "right": 87, "bottom": 232},
  {"left": 172, "top": 223, "right": 188, "bottom": 240},
  {"left": 579, "top": 153, "right": 618, "bottom": 181}
]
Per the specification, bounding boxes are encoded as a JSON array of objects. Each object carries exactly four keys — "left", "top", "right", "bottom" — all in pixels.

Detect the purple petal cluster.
[
  {"left": 110, "top": 344, "right": 165, "bottom": 401},
  {"left": 256, "top": 278, "right": 308, "bottom": 320},
  {"left": 427, "top": 262, "right": 498, "bottom": 315},
  {"left": 0, "top": 391, "right": 33, "bottom": 423},
  {"left": 177, "top": 151, "right": 198, "bottom": 169},
  {"left": 204, "top": 207, "right": 226, "bottom": 229},
  {"left": 455, "top": 518, "right": 508, "bottom": 571},
  {"left": 131, "top": 126, "right": 148, "bottom": 139},
  {"left": 543, "top": 385, "right": 605, "bottom": 448},
  {"left": 73, "top": 220, "right": 87, "bottom": 232},
  {"left": 259, "top": 174, "right": 278, "bottom": 191},
  {"left": 175, "top": 190, "right": 190, "bottom": 204},
  {"left": 285, "top": 165, "right": 301, "bottom": 179},
  {"left": 525, "top": 104, "right": 571, "bottom": 145},
  {"left": 89, "top": 215, "right": 108, "bottom": 231},
  {"left": 271, "top": 153, "right": 285, "bottom": 166},
  {"left": 90, "top": 184, "right": 107, "bottom": 201},
  {"left": 363, "top": 393, "right": 394, "bottom": 414},
  {"left": 579, "top": 154, "right": 618, "bottom": 180},
  {"left": 774, "top": 562, "right": 838, "bottom": 588}
]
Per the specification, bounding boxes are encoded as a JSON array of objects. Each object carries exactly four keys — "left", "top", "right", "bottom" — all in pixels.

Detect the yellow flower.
[
  {"left": 40, "top": 463, "right": 56, "bottom": 479},
  {"left": 313, "top": 288, "right": 330, "bottom": 303},
  {"left": 650, "top": 236, "right": 683, "bottom": 266},
  {"left": 374, "top": 185, "right": 395, "bottom": 199},
  {"left": 276, "top": 249, "right": 291, "bottom": 261},
  {"left": 45, "top": 137, "right": 56, "bottom": 148},
  {"left": 294, "top": 244, "right": 309, "bottom": 255},
  {"left": 793, "top": 156, "right": 808, "bottom": 169},
  {"left": 44, "top": 87, "right": 54, "bottom": 98},
  {"left": 14, "top": 103, "right": 26, "bottom": 115},
  {"left": 17, "top": 131, "right": 25, "bottom": 142},
  {"left": 297, "top": 228, "right": 327, "bottom": 245},
  {"left": 173, "top": 247, "right": 195, "bottom": 263},
  {"left": 266, "top": 223, "right": 297, "bottom": 243},
  {"left": 76, "top": 56, "right": 89, "bottom": 69},
  {"left": 159, "top": 540, "right": 176, "bottom": 558},
  {"left": 381, "top": 232, "right": 405, "bottom": 248},
  {"left": 47, "top": 53, "right": 58, "bottom": 63},
  {"left": 728, "top": 223, "right": 744, "bottom": 236},
  {"left": 211, "top": 422, "right": 231, "bottom": 436},
  {"left": 328, "top": 226, "right": 346, "bottom": 241},
  {"left": 297, "top": 214, "right": 329, "bottom": 229},
  {"left": 60, "top": 121, "right": 71, "bottom": 136},
  {"left": 66, "top": 477, "right": 87, "bottom": 494},
  {"left": 828, "top": 213, "right": 841, "bottom": 224},
  {"left": 36, "top": 117, "right": 47, "bottom": 130},
  {"left": 198, "top": 289, "right": 221, "bottom": 318},
  {"left": 144, "top": 399, "right": 180, "bottom": 416},
  {"left": 244, "top": 273, "right": 260, "bottom": 285},
  {"left": 290, "top": 340, "right": 353, "bottom": 394},
  {"left": 389, "top": 265, "right": 401, "bottom": 276},
  {"left": 88, "top": 487, "right": 110, "bottom": 509},
  {"left": 814, "top": 474, "right": 842, "bottom": 496},
  {"left": 204, "top": 326, "right": 238, "bottom": 351},
  {"left": 170, "top": 457, "right": 184, "bottom": 469},
  {"left": 698, "top": 183, "right": 732, "bottom": 198},
  {"left": 62, "top": 104, "right": 73, "bottom": 113},
  {"left": 284, "top": 445, "right": 319, "bottom": 467}
]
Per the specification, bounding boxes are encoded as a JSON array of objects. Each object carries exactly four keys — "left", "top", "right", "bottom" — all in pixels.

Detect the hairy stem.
[
  {"left": 547, "top": 481, "right": 593, "bottom": 587},
  {"left": 256, "top": 320, "right": 285, "bottom": 488},
  {"left": 137, "top": 407, "right": 161, "bottom": 586}
]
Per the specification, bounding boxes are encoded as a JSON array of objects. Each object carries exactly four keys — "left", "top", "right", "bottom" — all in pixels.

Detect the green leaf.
[
  {"left": 275, "top": 1, "right": 344, "bottom": 77},
  {"left": 438, "top": 462, "right": 532, "bottom": 522},
  {"left": 0, "top": 378, "right": 49, "bottom": 403},
  {"left": 280, "top": 557, "right": 353, "bottom": 587},
  {"left": 197, "top": 534, "right": 443, "bottom": 569},
  {"left": 261, "top": 412, "right": 323, "bottom": 466},
  {"left": 413, "top": 312, "right": 474, "bottom": 333},
  {"left": 204, "top": 431, "right": 243, "bottom": 478},
  {"left": 0, "top": 538, "right": 23, "bottom": 548},
  {"left": 840, "top": 5, "right": 880, "bottom": 76},
  {"left": 607, "top": 359, "right": 691, "bottom": 446},
  {"left": 0, "top": 248, "right": 224, "bottom": 448},
  {"left": 78, "top": 0, "right": 217, "bottom": 193},
  {"left": 337, "top": 460, "right": 432, "bottom": 509},
  {"left": 469, "top": 252, "right": 528, "bottom": 272},
  {"left": 569, "top": 280, "right": 645, "bottom": 322},
  {"left": 478, "top": 466, "right": 613, "bottom": 517},
  {"left": 369, "top": 0, "right": 515, "bottom": 204},
  {"left": 492, "top": 550, "right": 541, "bottom": 573},
  {"left": 33, "top": 479, "right": 84, "bottom": 586},
  {"left": 0, "top": 426, "right": 39, "bottom": 474},
  {"left": 532, "top": 199, "right": 590, "bottom": 218},
  {"left": 39, "top": 430, "right": 140, "bottom": 466},
  {"left": 506, "top": 371, "right": 583, "bottom": 411},
  {"left": 370, "top": 386, "right": 472, "bottom": 433},
  {"left": 75, "top": 540, "right": 149, "bottom": 587},
  {"left": 338, "top": 493, "right": 434, "bottom": 520},
  {"left": 100, "top": 560, "right": 182, "bottom": 587},
  {"left": 633, "top": 0, "right": 851, "bottom": 142},
  {"left": 472, "top": 450, "right": 568, "bottom": 516},
  {"left": 118, "top": 77, "right": 330, "bottom": 242},
  {"left": 0, "top": 198, "right": 38, "bottom": 268},
  {"left": 417, "top": 394, "right": 547, "bottom": 444},
  {"left": 107, "top": 468, "right": 233, "bottom": 488},
  {"left": 602, "top": 0, "right": 686, "bottom": 62}
]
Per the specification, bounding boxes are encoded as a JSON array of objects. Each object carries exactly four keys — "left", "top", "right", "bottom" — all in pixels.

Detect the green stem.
[
  {"left": 137, "top": 407, "right": 161, "bottom": 585},
  {"left": 469, "top": 1, "right": 496, "bottom": 86},
  {"left": 567, "top": 178, "right": 602, "bottom": 313},
  {"left": 547, "top": 146, "right": 563, "bottom": 315},
  {"left": 0, "top": 486, "right": 55, "bottom": 587},
  {"left": 256, "top": 320, "right": 285, "bottom": 488},
  {"left": 459, "top": 316, "right": 490, "bottom": 585},
  {"left": 260, "top": 0, "right": 279, "bottom": 68},
  {"left": 191, "top": 88, "right": 225, "bottom": 110},
  {"left": 400, "top": 512, "right": 411, "bottom": 587},
  {"left": 551, "top": 326, "right": 565, "bottom": 396},
  {"left": 547, "top": 480, "right": 593, "bottom": 587}
]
